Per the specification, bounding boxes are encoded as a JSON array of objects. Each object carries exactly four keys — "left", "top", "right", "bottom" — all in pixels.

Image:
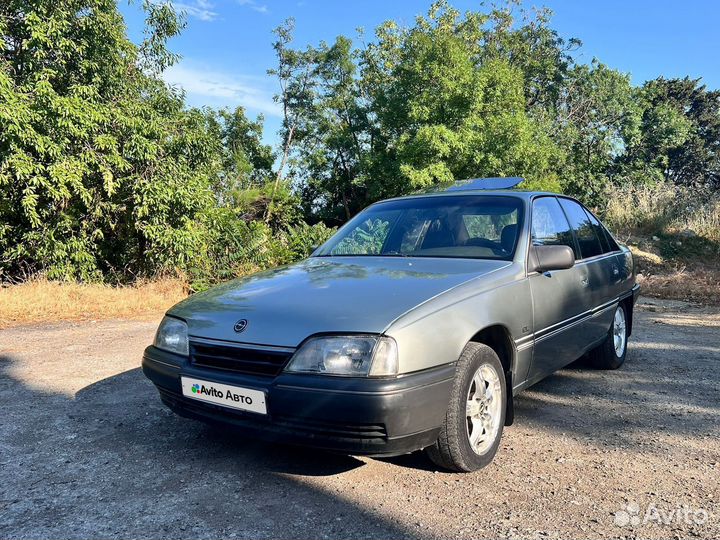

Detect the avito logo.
[
  {"left": 190, "top": 382, "right": 255, "bottom": 405},
  {"left": 191, "top": 383, "right": 224, "bottom": 399}
]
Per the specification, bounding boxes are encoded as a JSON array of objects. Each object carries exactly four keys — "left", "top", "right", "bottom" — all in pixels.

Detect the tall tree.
[
  {"left": 480, "top": 3, "right": 580, "bottom": 111},
  {"left": 621, "top": 77, "right": 720, "bottom": 188},
  {"left": 284, "top": 1, "right": 571, "bottom": 220},
  {"left": 266, "top": 18, "right": 319, "bottom": 221},
  {"left": 362, "top": 2, "right": 562, "bottom": 196},
  {"left": 206, "top": 106, "right": 275, "bottom": 203},
  {"left": 553, "top": 60, "right": 639, "bottom": 203},
  {"left": 291, "top": 36, "right": 370, "bottom": 222}
]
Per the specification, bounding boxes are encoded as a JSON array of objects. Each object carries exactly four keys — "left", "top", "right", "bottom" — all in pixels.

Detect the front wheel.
[
  {"left": 425, "top": 343, "right": 506, "bottom": 472},
  {"left": 588, "top": 303, "right": 628, "bottom": 370}
]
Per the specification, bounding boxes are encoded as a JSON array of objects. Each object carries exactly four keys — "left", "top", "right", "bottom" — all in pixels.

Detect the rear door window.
[{"left": 558, "top": 198, "right": 604, "bottom": 259}]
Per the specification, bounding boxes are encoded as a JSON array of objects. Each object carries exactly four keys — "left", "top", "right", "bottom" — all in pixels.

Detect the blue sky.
[{"left": 119, "top": 0, "right": 720, "bottom": 146}]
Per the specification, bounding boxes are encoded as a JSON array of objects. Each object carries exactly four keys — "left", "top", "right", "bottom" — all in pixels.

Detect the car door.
[
  {"left": 557, "top": 198, "right": 616, "bottom": 346},
  {"left": 585, "top": 208, "right": 628, "bottom": 300},
  {"left": 527, "top": 197, "right": 591, "bottom": 380}
]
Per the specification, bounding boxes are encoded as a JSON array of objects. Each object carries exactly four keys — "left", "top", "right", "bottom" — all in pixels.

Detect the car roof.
[{"left": 381, "top": 189, "right": 566, "bottom": 203}]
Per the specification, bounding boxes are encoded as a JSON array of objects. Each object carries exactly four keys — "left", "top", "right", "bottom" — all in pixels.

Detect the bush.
[
  {"left": 0, "top": 2, "right": 223, "bottom": 282},
  {"left": 187, "top": 206, "right": 335, "bottom": 292}
]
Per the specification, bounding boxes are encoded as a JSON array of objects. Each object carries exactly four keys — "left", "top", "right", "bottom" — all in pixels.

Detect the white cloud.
[
  {"left": 163, "top": 62, "right": 281, "bottom": 117},
  {"left": 171, "top": 0, "right": 218, "bottom": 21},
  {"left": 154, "top": 0, "right": 268, "bottom": 22},
  {"left": 237, "top": 0, "right": 269, "bottom": 14}
]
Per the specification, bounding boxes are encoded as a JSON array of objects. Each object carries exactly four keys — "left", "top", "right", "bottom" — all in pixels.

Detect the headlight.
[
  {"left": 285, "top": 335, "right": 398, "bottom": 377},
  {"left": 153, "top": 316, "right": 189, "bottom": 356}
]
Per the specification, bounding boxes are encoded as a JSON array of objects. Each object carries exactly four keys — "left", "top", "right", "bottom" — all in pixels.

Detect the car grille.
[{"left": 189, "top": 341, "right": 294, "bottom": 377}]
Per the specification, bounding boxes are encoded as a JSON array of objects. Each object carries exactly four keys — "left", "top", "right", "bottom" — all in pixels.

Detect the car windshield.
[{"left": 315, "top": 195, "right": 523, "bottom": 260}]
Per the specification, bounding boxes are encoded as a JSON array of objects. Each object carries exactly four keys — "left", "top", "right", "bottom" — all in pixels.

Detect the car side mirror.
[{"left": 528, "top": 245, "right": 575, "bottom": 273}]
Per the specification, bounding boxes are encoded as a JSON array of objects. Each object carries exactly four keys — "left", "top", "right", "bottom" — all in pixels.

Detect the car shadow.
[
  {"left": 0, "top": 354, "right": 427, "bottom": 540},
  {"left": 75, "top": 366, "right": 367, "bottom": 478},
  {"left": 512, "top": 314, "right": 720, "bottom": 453}
]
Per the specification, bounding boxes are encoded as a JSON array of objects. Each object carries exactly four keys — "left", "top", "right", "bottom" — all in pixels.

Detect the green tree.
[
  {"left": 205, "top": 106, "right": 275, "bottom": 203},
  {"left": 282, "top": 2, "right": 567, "bottom": 220},
  {"left": 553, "top": 60, "right": 639, "bottom": 203},
  {"left": 0, "top": 0, "right": 221, "bottom": 280},
  {"left": 620, "top": 77, "right": 719, "bottom": 188},
  {"left": 362, "top": 3, "right": 561, "bottom": 195},
  {"left": 480, "top": 3, "right": 580, "bottom": 111},
  {"left": 293, "top": 36, "right": 370, "bottom": 223},
  {"left": 266, "top": 17, "right": 322, "bottom": 222}
]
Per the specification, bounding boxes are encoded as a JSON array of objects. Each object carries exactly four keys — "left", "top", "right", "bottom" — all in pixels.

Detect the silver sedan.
[{"left": 143, "top": 181, "right": 639, "bottom": 472}]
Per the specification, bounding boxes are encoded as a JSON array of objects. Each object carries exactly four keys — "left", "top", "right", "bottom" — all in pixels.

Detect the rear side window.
[
  {"left": 558, "top": 198, "right": 603, "bottom": 259},
  {"left": 585, "top": 210, "right": 620, "bottom": 252},
  {"left": 531, "top": 197, "right": 576, "bottom": 254}
]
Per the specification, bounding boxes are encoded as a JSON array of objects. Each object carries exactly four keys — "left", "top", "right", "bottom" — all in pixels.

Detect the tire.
[
  {"left": 588, "top": 303, "right": 628, "bottom": 370},
  {"left": 425, "top": 343, "right": 506, "bottom": 472}
]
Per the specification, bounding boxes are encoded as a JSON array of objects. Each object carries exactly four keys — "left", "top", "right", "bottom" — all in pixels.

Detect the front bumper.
[{"left": 142, "top": 346, "right": 454, "bottom": 456}]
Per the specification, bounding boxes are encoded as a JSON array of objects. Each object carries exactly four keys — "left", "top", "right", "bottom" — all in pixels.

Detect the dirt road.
[{"left": 1, "top": 298, "right": 718, "bottom": 539}]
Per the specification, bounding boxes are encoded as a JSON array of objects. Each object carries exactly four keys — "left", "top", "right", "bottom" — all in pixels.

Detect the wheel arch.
[
  {"left": 467, "top": 324, "right": 516, "bottom": 426},
  {"left": 620, "top": 295, "right": 634, "bottom": 337}
]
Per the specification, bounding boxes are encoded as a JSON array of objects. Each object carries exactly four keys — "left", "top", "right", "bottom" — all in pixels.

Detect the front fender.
[{"left": 385, "top": 265, "right": 533, "bottom": 384}]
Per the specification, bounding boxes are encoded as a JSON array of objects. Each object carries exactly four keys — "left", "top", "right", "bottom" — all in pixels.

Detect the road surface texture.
[{"left": 1, "top": 298, "right": 718, "bottom": 539}]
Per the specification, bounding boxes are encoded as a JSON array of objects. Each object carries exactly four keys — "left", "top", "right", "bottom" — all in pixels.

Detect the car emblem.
[{"left": 234, "top": 319, "right": 249, "bottom": 333}]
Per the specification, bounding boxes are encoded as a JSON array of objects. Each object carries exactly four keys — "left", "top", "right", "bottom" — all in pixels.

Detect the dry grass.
[
  {"left": 0, "top": 278, "right": 188, "bottom": 329},
  {"left": 603, "top": 182, "right": 720, "bottom": 305},
  {"left": 604, "top": 182, "right": 720, "bottom": 241},
  {"left": 637, "top": 268, "right": 720, "bottom": 305},
  {"left": 628, "top": 243, "right": 720, "bottom": 305}
]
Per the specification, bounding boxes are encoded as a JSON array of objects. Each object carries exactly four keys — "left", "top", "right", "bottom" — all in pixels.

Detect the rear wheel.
[
  {"left": 588, "top": 303, "right": 628, "bottom": 369},
  {"left": 425, "top": 343, "right": 506, "bottom": 472}
]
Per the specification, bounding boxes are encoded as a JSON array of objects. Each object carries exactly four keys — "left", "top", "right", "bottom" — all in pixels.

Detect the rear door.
[
  {"left": 557, "top": 198, "right": 617, "bottom": 345},
  {"left": 585, "top": 208, "right": 628, "bottom": 300},
  {"left": 527, "top": 197, "right": 590, "bottom": 379}
]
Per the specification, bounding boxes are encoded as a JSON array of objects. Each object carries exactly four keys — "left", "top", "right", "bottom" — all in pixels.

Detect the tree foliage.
[
  {"left": 1, "top": 0, "right": 718, "bottom": 286},
  {"left": 362, "top": 10, "right": 560, "bottom": 196},
  {"left": 0, "top": 0, "right": 218, "bottom": 279},
  {"left": 621, "top": 78, "right": 720, "bottom": 188},
  {"left": 0, "top": 0, "right": 327, "bottom": 285},
  {"left": 271, "top": 1, "right": 720, "bottom": 217}
]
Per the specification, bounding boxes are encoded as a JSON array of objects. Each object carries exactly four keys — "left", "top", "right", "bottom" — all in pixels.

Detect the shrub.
[{"left": 186, "top": 206, "right": 335, "bottom": 292}]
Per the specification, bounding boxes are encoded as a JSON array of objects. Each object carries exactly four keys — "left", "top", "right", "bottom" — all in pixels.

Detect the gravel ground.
[{"left": 1, "top": 297, "right": 718, "bottom": 540}]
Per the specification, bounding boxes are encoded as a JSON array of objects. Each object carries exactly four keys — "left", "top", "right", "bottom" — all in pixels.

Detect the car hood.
[{"left": 169, "top": 256, "right": 509, "bottom": 347}]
